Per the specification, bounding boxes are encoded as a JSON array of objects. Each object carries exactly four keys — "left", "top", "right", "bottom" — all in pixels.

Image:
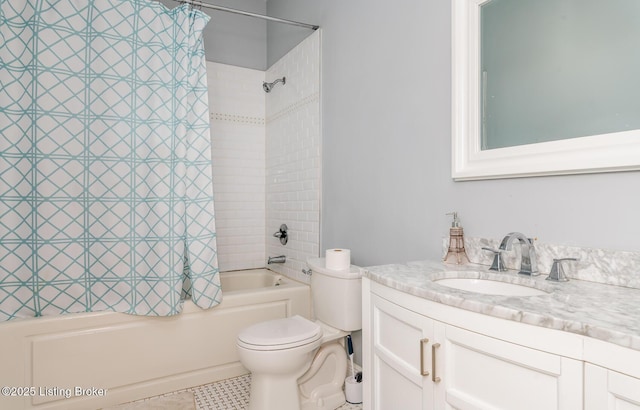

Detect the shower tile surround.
[
  {"left": 265, "top": 31, "right": 321, "bottom": 284},
  {"left": 207, "top": 31, "right": 320, "bottom": 281},
  {"left": 208, "top": 62, "right": 266, "bottom": 272}
]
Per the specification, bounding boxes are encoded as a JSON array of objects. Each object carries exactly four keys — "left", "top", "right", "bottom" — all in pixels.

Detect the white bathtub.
[{"left": 0, "top": 269, "right": 310, "bottom": 410}]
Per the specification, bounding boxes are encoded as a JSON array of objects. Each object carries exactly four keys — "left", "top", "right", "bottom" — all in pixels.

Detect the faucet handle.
[
  {"left": 546, "top": 258, "right": 578, "bottom": 282},
  {"left": 272, "top": 224, "right": 288, "bottom": 245},
  {"left": 482, "top": 247, "right": 507, "bottom": 272}
]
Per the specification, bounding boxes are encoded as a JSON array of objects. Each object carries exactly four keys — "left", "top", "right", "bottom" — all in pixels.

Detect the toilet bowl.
[
  {"left": 298, "top": 321, "right": 349, "bottom": 410},
  {"left": 237, "top": 258, "right": 362, "bottom": 410},
  {"left": 237, "top": 316, "right": 323, "bottom": 410}
]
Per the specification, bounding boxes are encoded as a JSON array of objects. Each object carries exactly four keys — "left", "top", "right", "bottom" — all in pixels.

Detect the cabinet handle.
[
  {"left": 420, "top": 338, "right": 430, "bottom": 376},
  {"left": 432, "top": 343, "right": 441, "bottom": 383}
]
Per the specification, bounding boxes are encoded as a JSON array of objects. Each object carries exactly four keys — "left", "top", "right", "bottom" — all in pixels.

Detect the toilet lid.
[{"left": 238, "top": 315, "right": 322, "bottom": 349}]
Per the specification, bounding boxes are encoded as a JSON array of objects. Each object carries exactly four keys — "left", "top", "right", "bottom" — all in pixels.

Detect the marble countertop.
[{"left": 364, "top": 260, "right": 640, "bottom": 351}]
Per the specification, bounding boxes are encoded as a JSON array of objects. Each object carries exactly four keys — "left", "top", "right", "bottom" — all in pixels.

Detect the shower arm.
[{"left": 263, "top": 77, "right": 286, "bottom": 93}]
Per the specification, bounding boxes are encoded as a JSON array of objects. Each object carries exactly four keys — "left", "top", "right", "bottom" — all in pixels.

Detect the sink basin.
[{"left": 434, "top": 278, "right": 549, "bottom": 296}]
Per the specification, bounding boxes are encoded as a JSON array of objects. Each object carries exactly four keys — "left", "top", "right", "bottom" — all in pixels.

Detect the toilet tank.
[{"left": 307, "top": 258, "right": 362, "bottom": 331}]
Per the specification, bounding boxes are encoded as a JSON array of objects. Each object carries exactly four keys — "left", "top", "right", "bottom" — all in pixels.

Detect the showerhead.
[{"left": 263, "top": 77, "right": 286, "bottom": 93}]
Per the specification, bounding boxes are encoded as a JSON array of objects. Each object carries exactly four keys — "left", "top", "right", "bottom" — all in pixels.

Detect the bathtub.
[{"left": 0, "top": 269, "right": 310, "bottom": 410}]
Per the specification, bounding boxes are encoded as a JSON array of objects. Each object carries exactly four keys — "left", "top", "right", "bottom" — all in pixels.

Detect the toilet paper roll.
[{"left": 325, "top": 249, "right": 351, "bottom": 271}]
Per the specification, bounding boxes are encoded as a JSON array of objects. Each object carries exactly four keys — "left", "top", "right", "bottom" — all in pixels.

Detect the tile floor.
[
  {"left": 190, "top": 375, "right": 250, "bottom": 410},
  {"left": 137, "top": 374, "right": 362, "bottom": 410},
  {"left": 105, "top": 391, "right": 196, "bottom": 409}
]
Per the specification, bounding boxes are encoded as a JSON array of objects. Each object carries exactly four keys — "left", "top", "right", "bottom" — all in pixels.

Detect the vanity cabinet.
[
  {"left": 440, "top": 323, "right": 581, "bottom": 409},
  {"left": 585, "top": 364, "right": 640, "bottom": 409},
  {"left": 369, "top": 294, "right": 434, "bottom": 409},
  {"left": 363, "top": 279, "right": 583, "bottom": 410}
]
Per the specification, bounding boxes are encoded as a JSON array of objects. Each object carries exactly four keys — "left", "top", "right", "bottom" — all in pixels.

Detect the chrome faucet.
[
  {"left": 267, "top": 255, "right": 286, "bottom": 264},
  {"left": 497, "top": 232, "right": 539, "bottom": 276}
]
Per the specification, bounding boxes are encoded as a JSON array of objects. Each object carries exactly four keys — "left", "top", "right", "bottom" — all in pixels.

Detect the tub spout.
[{"left": 268, "top": 255, "right": 286, "bottom": 264}]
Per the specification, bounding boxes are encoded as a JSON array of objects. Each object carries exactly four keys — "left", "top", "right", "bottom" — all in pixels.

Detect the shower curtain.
[{"left": 0, "top": 0, "right": 222, "bottom": 321}]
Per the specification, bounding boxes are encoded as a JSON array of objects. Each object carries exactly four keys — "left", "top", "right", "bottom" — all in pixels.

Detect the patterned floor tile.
[{"left": 137, "top": 374, "right": 363, "bottom": 410}]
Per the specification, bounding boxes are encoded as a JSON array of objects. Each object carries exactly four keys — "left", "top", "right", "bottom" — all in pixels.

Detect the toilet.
[{"left": 236, "top": 257, "right": 362, "bottom": 410}]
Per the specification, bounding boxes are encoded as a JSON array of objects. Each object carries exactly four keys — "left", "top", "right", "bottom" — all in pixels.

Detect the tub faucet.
[
  {"left": 497, "top": 232, "right": 539, "bottom": 276},
  {"left": 268, "top": 255, "right": 286, "bottom": 264}
]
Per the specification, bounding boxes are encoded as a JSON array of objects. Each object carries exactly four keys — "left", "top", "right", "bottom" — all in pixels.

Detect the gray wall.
[
  {"left": 266, "top": 20, "right": 315, "bottom": 67},
  {"left": 158, "top": 0, "right": 267, "bottom": 70},
  {"left": 267, "top": 0, "right": 640, "bottom": 268}
]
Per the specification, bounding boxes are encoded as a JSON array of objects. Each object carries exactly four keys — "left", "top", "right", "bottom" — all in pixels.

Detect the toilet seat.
[{"left": 237, "top": 315, "right": 322, "bottom": 351}]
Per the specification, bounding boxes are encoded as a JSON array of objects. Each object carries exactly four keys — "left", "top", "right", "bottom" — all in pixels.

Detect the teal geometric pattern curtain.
[{"left": 0, "top": 0, "right": 222, "bottom": 321}]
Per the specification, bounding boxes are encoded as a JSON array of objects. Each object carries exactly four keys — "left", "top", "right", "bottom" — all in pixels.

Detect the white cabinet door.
[
  {"left": 440, "top": 324, "right": 583, "bottom": 410},
  {"left": 370, "top": 294, "right": 433, "bottom": 410},
  {"left": 585, "top": 363, "right": 640, "bottom": 409},
  {"left": 366, "top": 282, "right": 583, "bottom": 410}
]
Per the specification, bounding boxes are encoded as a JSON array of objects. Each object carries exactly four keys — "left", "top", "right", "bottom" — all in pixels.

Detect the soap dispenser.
[{"left": 443, "top": 212, "right": 470, "bottom": 265}]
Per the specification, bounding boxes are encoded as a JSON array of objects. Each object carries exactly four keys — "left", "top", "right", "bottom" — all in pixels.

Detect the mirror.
[{"left": 452, "top": 0, "right": 640, "bottom": 180}]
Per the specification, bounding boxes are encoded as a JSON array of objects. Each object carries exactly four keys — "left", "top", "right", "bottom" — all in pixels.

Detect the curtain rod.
[{"left": 178, "top": 0, "right": 319, "bottom": 30}]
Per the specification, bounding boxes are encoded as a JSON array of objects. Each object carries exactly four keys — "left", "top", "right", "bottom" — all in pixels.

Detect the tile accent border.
[
  {"left": 266, "top": 92, "right": 320, "bottom": 124},
  {"left": 211, "top": 112, "right": 265, "bottom": 126}
]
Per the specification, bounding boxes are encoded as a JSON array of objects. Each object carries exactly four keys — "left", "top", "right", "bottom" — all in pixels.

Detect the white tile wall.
[
  {"left": 205, "top": 31, "right": 321, "bottom": 279},
  {"left": 207, "top": 62, "right": 266, "bottom": 272},
  {"left": 265, "top": 31, "right": 321, "bottom": 284}
]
